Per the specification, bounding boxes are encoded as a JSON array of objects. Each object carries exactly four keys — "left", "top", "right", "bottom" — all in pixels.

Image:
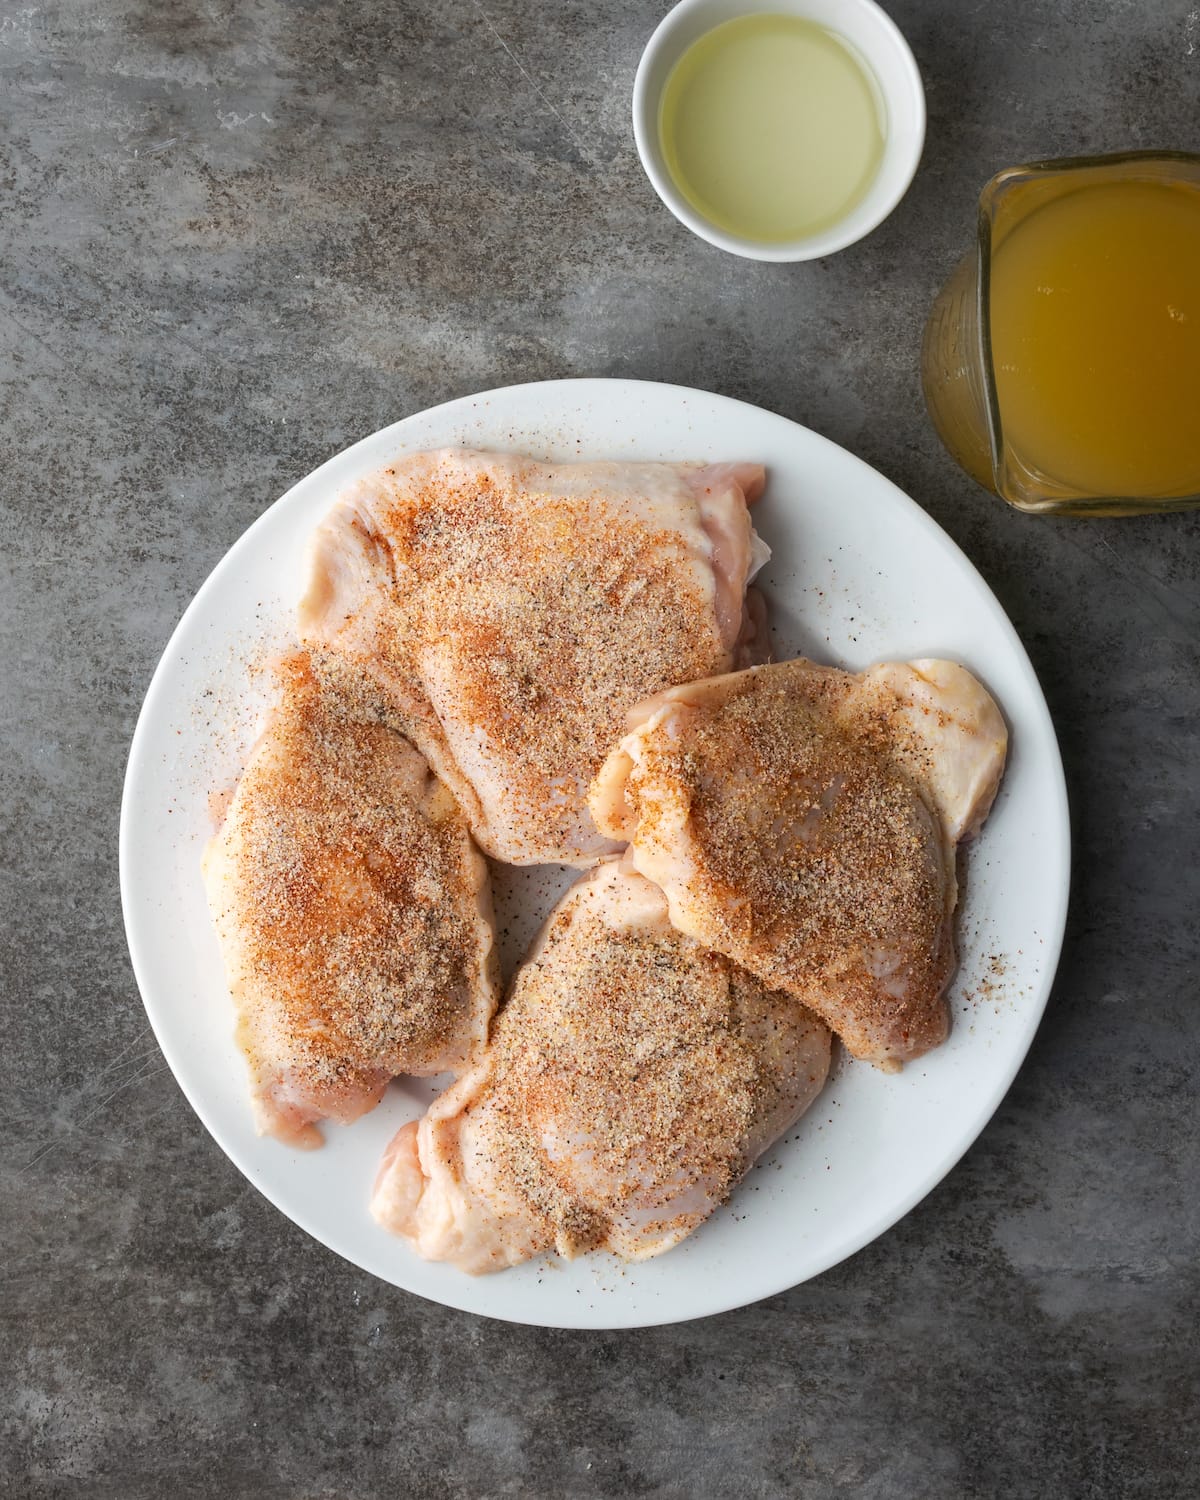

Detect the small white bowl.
[{"left": 633, "top": 0, "right": 926, "bottom": 261}]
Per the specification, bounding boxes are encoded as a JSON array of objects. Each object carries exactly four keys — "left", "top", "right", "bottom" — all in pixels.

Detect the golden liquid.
[
  {"left": 658, "top": 15, "right": 885, "bottom": 243},
  {"left": 990, "top": 179, "right": 1200, "bottom": 497}
]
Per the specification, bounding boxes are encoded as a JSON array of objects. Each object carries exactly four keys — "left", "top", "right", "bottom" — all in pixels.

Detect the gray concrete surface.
[{"left": 2, "top": 1, "right": 1198, "bottom": 1495}]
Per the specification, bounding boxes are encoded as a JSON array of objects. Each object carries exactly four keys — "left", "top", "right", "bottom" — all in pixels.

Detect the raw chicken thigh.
[
  {"left": 298, "top": 449, "right": 768, "bottom": 866},
  {"left": 590, "top": 659, "right": 1007, "bottom": 1071},
  {"left": 203, "top": 650, "right": 499, "bottom": 1148},
  {"left": 371, "top": 861, "right": 831, "bottom": 1272}
]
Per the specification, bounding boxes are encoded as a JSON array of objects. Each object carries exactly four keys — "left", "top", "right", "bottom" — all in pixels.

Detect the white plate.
[{"left": 120, "top": 379, "right": 1069, "bottom": 1329}]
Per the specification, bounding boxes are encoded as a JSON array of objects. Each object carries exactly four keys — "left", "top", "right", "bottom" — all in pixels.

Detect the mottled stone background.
[{"left": 2, "top": 1, "right": 1198, "bottom": 1495}]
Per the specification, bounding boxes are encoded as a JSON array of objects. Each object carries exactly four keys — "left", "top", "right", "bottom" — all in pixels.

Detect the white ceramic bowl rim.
[{"left": 633, "top": 0, "right": 927, "bottom": 262}]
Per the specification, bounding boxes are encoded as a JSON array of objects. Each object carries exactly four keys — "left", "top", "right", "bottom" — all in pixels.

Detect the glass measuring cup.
[{"left": 921, "top": 151, "right": 1200, "bottom": 516}]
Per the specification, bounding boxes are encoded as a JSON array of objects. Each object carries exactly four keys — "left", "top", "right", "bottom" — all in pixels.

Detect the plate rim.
[{"left": 119, "top": 376, "right": 1071, "bottom": 1328}]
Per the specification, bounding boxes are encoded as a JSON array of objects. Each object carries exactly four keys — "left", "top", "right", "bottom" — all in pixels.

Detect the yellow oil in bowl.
[{"left": 658, "top": 13, "right": 886, "bottom": 244}]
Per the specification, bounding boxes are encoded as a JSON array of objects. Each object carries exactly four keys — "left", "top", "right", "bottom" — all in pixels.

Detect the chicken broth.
[{"left": 989, "top": 178, "right": 1200, "bottom": 498}]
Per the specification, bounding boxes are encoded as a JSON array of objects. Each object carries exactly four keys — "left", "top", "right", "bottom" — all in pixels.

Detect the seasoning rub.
[
  {"left": 203, "top": 649, "right": 499, "bottom": 1148},
  {"left": 372, "top": 861, "right": 831, "bottom": 1272},
  {"left": 298, "top": 449, "right": 769, "bottom": 866},
  {"left": 590, "top": 658, "right": 1007, "bottom": 1071}
]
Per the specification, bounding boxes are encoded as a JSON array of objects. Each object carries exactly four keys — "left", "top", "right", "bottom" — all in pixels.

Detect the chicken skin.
[
  {"left": 203, "top": 650, "right": 499, "bottom": 1148},
  {"left": 590, "top": 659, "right": 1007, "bottom": 1071},
  {"left": 298, "top": 449, "right": 768, "bottom": 866},
  {"left": 371, "top": 861, "right": 831, "bottom": 1272}
]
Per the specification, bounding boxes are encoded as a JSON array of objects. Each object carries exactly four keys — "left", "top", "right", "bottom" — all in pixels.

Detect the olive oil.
[
  {"left": 658, "top": 14, "right": 885, "bottom": 244},
  {"left": 990, "top": 179, "right": 1200, "bottom": 498}
]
